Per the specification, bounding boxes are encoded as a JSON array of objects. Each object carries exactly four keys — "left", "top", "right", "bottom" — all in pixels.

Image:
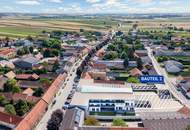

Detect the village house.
[
  {"left": 0, "top": 48, "right": 16, "bottom": 59},
  {"left": 14, "top": 56, "right": 40, "bottom": 69},
  {"left": 164, "top": 60, "right": 183, "bottom": 74},
  {"left": 130, "top": 68, "right": 143, "bottom": 77}
]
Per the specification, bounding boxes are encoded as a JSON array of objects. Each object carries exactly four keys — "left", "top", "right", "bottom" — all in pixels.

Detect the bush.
[
  {"left": 5, "top": 104, "right": 16, "bottom": 115},
  {"left": 112, "top": 118, "right": 127, "bottom": 126},
  {"left": 127, "top": 77, "right": 139, "bottom": 83},
  {"left": 84, "top": 116, "right": 100, "bottom": 126}
]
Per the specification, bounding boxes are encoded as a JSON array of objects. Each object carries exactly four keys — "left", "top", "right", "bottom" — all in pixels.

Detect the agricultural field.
[{"left": 0, "top": 18, "right": 117, "bottom": 38}]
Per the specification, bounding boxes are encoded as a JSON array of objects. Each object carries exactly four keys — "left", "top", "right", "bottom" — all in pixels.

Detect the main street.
[
  {"left": 146, "top": 47, "right": 190, "bottom": 107},
  {"left": 35, "top": 33, "right": 113, "bottom": 130},
  {"left": 35, "top": 57, "right": 84, "bottom": 130}
]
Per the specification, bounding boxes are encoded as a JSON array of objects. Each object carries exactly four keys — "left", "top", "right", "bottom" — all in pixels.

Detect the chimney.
[{"left": 9, "top": 117, "right": 12, "bottom": 123}]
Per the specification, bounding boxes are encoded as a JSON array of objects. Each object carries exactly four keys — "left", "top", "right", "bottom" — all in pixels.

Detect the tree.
[
  {"left": 137, "top": 58, "right": 143, "bottom": 70},
  {"left": 26, "top": 35, "right": 33, "bottom": 41},
  {"left": 186, "top": 126, "right": 190, "bottom": 130},
  {"left": 47, "top": 116, "right": 60, "bottom": 130},
  {"left": 40, "top": 78, "right": 51, "bottom": 87},
  {"left": 15, "top": 100, "right": 29, "bottom": 116},
  {"left": 124, "top": 58, "right": 129, "bottom": 68},
  {"left": 107, "top": 44, "right": 116, "bottom": 51},
  {"left": 84, "top": 116, "right": 100, "bottom": 126},
  {"left": 120, "top": 51, "right": 128, "bottom": 59},
  {"left": 29, "top": 46, "right": 34, "bottom": 53},
  {"left": 4, "top": 79, "right": 17, "bottom": 92},
  {"left": 0, "top": 94, "right": 5, "bottom": 106},
  {"left": 103, "top": 51, "right": 118, "bottom": 60},
  {"left": 5, "top": 104, "right": 16, "bottom": 115},
  {"left": 80, "top": 29, "right": 84, "bottom": 32},
  {"left": 52, "top": 50, "right": 59, "bottom": 57},
  {"left": 112, "top": 118, "right": 127, "bottom": 126},
  {"left": 33, "top": 87, "right": 44, "bottom": 97},
  {"left": 43, "top": 49, "right": 51, "bottom": 58},
  {"left": 12, "top": 86, "right": 21, "bottom": 93},
  {"left": 127, "top": 48, "right": 134, "bottom": 60},
  {"left": 47, "top": 109, "right": 63, "bottom": 130}
]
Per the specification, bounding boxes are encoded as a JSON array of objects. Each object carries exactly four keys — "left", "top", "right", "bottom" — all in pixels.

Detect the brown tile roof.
[
  {"left": 15, "top": 73, "right": 67, "bottom": 130},
  {"left": 22, "top": 88, "right": 34, "bottom": 96},
  {"left": 93, "top": 63, "right": 107, "bottom": 70},
  {"left": 130, "top": 68, "right": 142, "bottom": 77},
  {"left": 2, "top": 93, "right": 40, "bottom": 103},
  {"left": 82, "top": 72, "right": 92, "bottom": 79},
  {"left": 0, "top": 48, "right": 15, "bottom": 56},
  {"left": 15, "top": 100, "right": 47, "bottom": 130},
  {"left": 94, "top": 80, "right": 125, "bottom": 85},
  {"left": 4, "top": 71, "right": 16, "bottom": 79},
  {"left": 0, "top": 111, "right": 23, "bottom": 126},
  {"left": 178, "top": 106, "right": 190, "bottom": 116},
  {"left": 16, "top": 73, "right": 39, "bottom": 80},
  {"left": 42, "top": 73, "right": 67, "bottom": 104}
]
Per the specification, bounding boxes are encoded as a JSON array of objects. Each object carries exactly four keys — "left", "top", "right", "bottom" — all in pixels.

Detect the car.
[
  {"left": 62, "top": 105, "right": 68, "bottom": 110},
  {"left": 51, "top": 100, "right": 56, "bottom": 107},
  {"left": 65, "top": 101, "right": 70, "bottom": 105}
]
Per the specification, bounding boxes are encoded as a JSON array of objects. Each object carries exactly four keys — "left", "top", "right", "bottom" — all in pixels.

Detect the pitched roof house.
[
  {"left": 14, "top": 56, "right": 40, "bottom": 69},
  {"left": 130, "top": 68, "right": 143, "bottom": 77},
  {"left": 4, "top": 71, "right": 16, "bottom": 79}
]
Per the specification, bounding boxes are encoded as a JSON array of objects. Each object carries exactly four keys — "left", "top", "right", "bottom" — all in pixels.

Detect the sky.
[{"left": 0, "top": 0, "right": 190, "bottom": 14}]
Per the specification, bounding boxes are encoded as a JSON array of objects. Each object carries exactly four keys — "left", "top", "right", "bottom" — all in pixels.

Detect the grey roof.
[
  {"left": 165, "top": 60, "right": 183, "bottom": 73},
  {"left": 22, "top": 56, "right": 39, "bottom": 64},
  {"left": 59, "top": 108, "right": 84, "bottom": 130},
  {"left": 143, "top": 118, "right": 190, "bottom": 130}
]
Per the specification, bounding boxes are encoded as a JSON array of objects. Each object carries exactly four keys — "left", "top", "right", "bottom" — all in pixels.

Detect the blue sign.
[{"left": 139, "top": 75, "right": 165, "bottom": 84}]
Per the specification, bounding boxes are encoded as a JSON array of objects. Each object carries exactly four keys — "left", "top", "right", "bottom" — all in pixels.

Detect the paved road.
[
  {"left": 35, "top": 36, "right": 113, "bottom": 130},
  {"left": 146, "top": 47, "right": 190, "bottom": 107},
  {"left": 35, "top": 58, "right": 83, "bottom": 130}
]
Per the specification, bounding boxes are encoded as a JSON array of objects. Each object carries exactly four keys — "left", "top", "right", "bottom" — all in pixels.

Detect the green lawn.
[{"left": 0, "top": 27, "right": 42, "bottom": 37}]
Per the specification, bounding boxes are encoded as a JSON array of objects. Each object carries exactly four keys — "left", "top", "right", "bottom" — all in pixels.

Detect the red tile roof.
[
  {"left": 16, "top": 73, "right": 39, "bottom": 80},
  {"left": 178, "top": 106, "right": 190, "bottom": 116},
  {"left": 2, "top": 93, "right": 40, "bottom": 103},
  {"left": 15, "top": 73, "right": 68, "bottom": 130},
  {"left": 22, "top": 88, "right": 34, "bottom": 96},
  {"left": 0, "top": 111, "right": 23, "bottom": 126},
  {"left": 42, "top": 73, "right": 67, "bottom": 104},
  {"left": 15, "top": 100, "right": 47, "bottom": 130},
  {"left": 93, "top": 63, "right": 107, "bottom": 70},
  {"left": 130, "top": 68, "right": 142, "bottom": 77},
  {"left": 82, "top": 72, "right": 92, "bottom": 79},
  {"left": 0, "top": 48, "right": 15, "bottom": 55}
]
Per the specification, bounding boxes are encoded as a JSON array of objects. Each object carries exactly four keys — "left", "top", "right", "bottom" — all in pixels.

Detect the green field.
[{"left": 0, "top": 18, "right": 117, "bottom": 38}]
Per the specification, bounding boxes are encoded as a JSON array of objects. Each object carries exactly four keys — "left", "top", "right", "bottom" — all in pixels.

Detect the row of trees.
[{"left": 5, "top": 99, "right": 34, "bottom": 116}]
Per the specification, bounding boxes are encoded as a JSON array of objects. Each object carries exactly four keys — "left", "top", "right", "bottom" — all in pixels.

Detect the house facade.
[{"left": 88, "top": 99, "right": 135, "bottom": 114}]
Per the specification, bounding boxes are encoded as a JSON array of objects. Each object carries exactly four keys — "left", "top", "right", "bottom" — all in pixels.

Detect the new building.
[{"left": 89, "top": 99, "right": 135, "bottom": 114}]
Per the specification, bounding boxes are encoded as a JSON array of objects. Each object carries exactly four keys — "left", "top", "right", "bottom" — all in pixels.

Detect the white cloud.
[
  {"left": 86, "top": 0, "right": 101, "bottom": 4},
  {"left": 48, "top": 0, "right": 63, "bottom": 3},
  {"left": 16, "top": 0, "right": 40, "bottom": 5}
]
